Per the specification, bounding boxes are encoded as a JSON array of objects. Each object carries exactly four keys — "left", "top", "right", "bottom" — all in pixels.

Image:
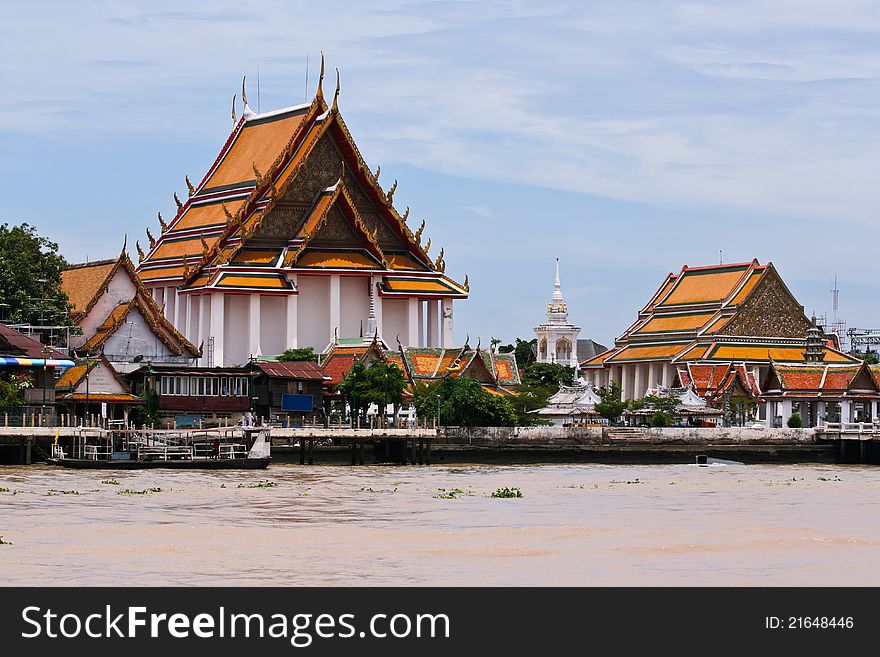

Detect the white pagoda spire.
[
  {"left": 547, "top": 257, "right": 568, "bottom": 324},
  {"left": 534, "top": 258, "right": 581, "bottom": 367}
]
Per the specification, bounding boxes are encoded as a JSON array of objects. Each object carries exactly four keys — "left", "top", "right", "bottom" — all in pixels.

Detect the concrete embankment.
[{"left": 0, "top": 425, "right": 845, "bottom": 465}]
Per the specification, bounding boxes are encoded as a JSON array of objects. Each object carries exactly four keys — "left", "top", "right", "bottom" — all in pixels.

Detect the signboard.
[{"left": 282, "top": 393, "right": 314, "bottom": 412}]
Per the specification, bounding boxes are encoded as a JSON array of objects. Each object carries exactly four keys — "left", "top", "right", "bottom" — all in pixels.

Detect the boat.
[
  {"left": 695, "top": 454, "right": 745, "bottom": 466},
  {"left": 46, "top": 426, "right": 271, "bottom": 469}
]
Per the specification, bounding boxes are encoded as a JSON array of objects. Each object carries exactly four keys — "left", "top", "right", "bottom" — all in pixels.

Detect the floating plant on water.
[
  {"left": 47, "top": 489, "right": 79, "bottom": 496},
  {"left": 237, "top": 480, "right": 278, "bottom": 489},
  {"left": 101, "top": 479, "right": 120, "bottom": 485},
  {"left": 117, "top": 487, "right": 164, "bottom": 495},
  {"left": 491, "top": 487, "right": 523, "bottom": 498},
  {"left": 434, "top": 488, "right": 466, "bottom": 499}
]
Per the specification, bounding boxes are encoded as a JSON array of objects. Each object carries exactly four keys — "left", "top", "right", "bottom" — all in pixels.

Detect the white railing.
[
  {"left": 137, "top": 445, "right": 193, "bottom": 461},
  {"left": 83, "top": 444, "right": 112, "bottom": 461}
]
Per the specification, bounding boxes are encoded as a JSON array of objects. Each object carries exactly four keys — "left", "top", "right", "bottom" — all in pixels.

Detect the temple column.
[
  {"left": 417, "top": 300, "right": 425, "bottom": 348},
  {"left": 210, "top": 292, "right": 225, "bottom": 367},
  {"left": 285, "top": 293, "right": 298, "bottom": 350},
  {"left": 426, "top": 300, "right": 439, "bottom": 348},
  {"left": 329, "top": 275, "right": 341, "bottom": 339},
  {"left": 817, "top": 401, "right": 826, "bottom": 426},
  {"left": 407, "top": 298, "right": 419, "bottom": 347},
  {"left": 165, "top": 286, "right": 176, "bottom": 322},
  {"left": 370, "top": 275, "right": 383, "bottom": 339},
  {"left": 647, "top": 362, "right": 657, "bottom": 392},
  {"left": 199, "top": 294, "right": 210, "bottom": 366},
  {"left": 441, "top": 299, "right": 454, "bottom": 348},
  {"left": 175, "top": 290, "right": 187, "bottom": 332},
  {"left": 185, "top": 294, "right": 194, "bottom": 348},
  {"left": 620, "top": 365, "right": 630, "bottom": 400},
  {"left": 661, "top": 363, "right": 671, "bottom": 388},
  {"left": 634, "top": 363, "right": 645, "bottom": 400},
  {"left": 249, "top": 294, "right": 261, "bottom": 357},
  {"left": 781, "top": 399, "right": 793, "bottom": 427},
  {"left": 841, "top": 399, "right": 852, "bottom": 424},
  {"left": 765, "top": 401, "right": 775, "bottom": 428}
]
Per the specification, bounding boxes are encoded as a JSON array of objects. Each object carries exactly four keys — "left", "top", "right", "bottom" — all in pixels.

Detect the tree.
[
  {"left": 0, "top": 373, "right": 31, "bottom": 409},
  {"left": 787, "top": 412, "right": 803, "bottom": 428},
  {"left": 594, "top": 381, "right": 627, "bottom": 423},
  {"left": 854, "top": 351, "right": 879, "bottom": 365},
  {"left": 648, "top": 410, "right": 671, "bottom": 427},
  {"left": 277, "top": 347, "right": 319, "bottom": 362},
  {"left": 365, "top": 362, "right": 407, "bottom": 424},
  {"left": 499, "top": 338, "right": 536, "bottom": 369},
  {"left": 0, "top": 223, "right": 71, "bottom": 327},
  {"left": 412, "top": 376, "right": 517, "bottom": 427},
  {"left": 510, "top": 383, "right": 554, "bottom": 426},
  {"left": 521, "top": 362, "right": 575, "bottom": 388},
  {"left": 336, "top": 362, "right": 372, "bottom": 425}
]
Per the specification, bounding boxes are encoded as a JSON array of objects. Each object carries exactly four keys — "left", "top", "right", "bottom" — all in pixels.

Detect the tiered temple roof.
[
  {"left": 319, "top": 336, "right": 520, "bottom": 395},
  {"left": 136, "top": 59, "right": 467, "bottom": 301},
  {"left": 762, "top": 361, "right": 880, "bottom": 399},
  {"left": 582, "top": 259, "right": 859, "bottom": 371},
  {"left": 61, "top": 248, "right": 200, "bottom": 359}
]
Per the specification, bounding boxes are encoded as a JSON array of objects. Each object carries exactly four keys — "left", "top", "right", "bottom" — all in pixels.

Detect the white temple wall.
[
  {"left": 223, "top": 294, "right": 249, "bottom": 366},
  {"left": 75, "top": 269, "right": 138, "bottom": 348},
  {"left": 260, "top": 295, "right": 286, "bottom": 356},
  {"left": 297, "top": 275, "right": 331, "bottom": 351},
  {"left": 340, "top": 276, "right": 370, "bottom": 339},
  {"left": 382, "top": 298, "right": 409, "bottom": 345},
  {"left": 187, "top": 295, "right": 200, "bottom": 349},
  {"left": 102, "top": 307, "right": 177, "bottom": 362},
  {"left": 73, "top": 362, "right": 127, "bottom": 395}
]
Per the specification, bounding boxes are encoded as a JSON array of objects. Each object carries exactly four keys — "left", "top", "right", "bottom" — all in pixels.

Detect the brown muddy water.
[{"left": 1, "top": 463, "right": 878, "bottom": 586}]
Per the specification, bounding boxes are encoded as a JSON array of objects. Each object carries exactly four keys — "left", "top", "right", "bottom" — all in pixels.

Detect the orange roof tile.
[
  {"left": 231, "top": 249, "right": 281, "bottom": 266},
  {"left": 215, "top": 274, "right": 290, "bottom": 289},
  {"left": 170, "top": 199, "right": 246, "bottom": 233},
  {"left": 61, "top": 260, "right": 116, "bottom": 318},
  {"left": 635, "top": 312, "right": 715, "bottom": 334},
  {"left": 606, "top": 343, "right": 689, "bottom": 362},
  {"left": 728, "top": 270, "right": 764, "bottom": 305},
  {"left": 659, "top": 265, "right": 751, "bottom": 306},
  {"left": 203, "top": 109, "right": 311, "bottom": 190}
]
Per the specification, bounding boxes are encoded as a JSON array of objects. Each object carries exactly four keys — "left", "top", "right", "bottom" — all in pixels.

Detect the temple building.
[
  {"left": 581, "top": 259, "right": 863, "bottom": 425},
  {"left": 534, "top": 259, "right": 605, "bottom": 368},
  {"left": 136, "top": 60, "right": 467, "bottom": 367},
  {"left": 61, "top": 246, "right": 200, "bottom": 366},
  {"left": 320, "top": 335, "right": 520, "bottom": 398}
]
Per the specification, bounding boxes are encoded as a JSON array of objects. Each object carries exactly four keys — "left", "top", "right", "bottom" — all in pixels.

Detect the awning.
[{"left": 0, "top": 357, "right": 76, "bottom": 368}]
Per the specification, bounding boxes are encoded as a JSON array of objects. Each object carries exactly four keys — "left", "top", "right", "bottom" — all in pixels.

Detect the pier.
[{"left": 815, "top": 422, "right": 880, "bottom": 464}]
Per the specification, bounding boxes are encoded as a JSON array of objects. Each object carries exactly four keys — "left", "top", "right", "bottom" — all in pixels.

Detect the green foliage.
[
  {"left": 129, "top": 391, "right": 160, "bottom": 428},
  {"left": 787, "top": 412, "right": 803, "bottom": 428},
  {"left": 648, "top": 410, "right": 671, "bottom": 427},
  {"left": 854, "top": 351, "right": 879, "bottom": 364},
  {"left": 510, "top": 383, "right": 554, "bottom": 426},
  {"left": 237, "top": 480, "right": 278, "bottom": 489},
  {"left": 100, "top": 479, "right": 120, "bottom": 485},
  {"left": 594, "top": 381, "right": 627, "bottom": 422},
  {"left": 491, "top": 487, "right": 523, "bottom": 498},
  {"left": 642, "top": 394, "right": 680, "bottom": 415},
  {"left": 0, "top": 373, "right": 31, "bottom": 409},
  {"left": 0, "top": 223, "right": 71, "bottom": 326},
  {"left": 499, "top": 338, "right": 536, "bottom": 369},
  {"left": 0, "top": 535, "right": 12, "bottom": 545},
  {"left": 413, "top": 376, "right": 517, "bottom": 426},
  {"left": 277, "top": 347, "right": 319, "bottom": 362},
  {"left": 337, "top": 362, "right": 407, "bottom": 421},
  {"left": 117, "top": 487, "right": 164, "bottom": 495},
  {"left": 724, "top": 393, "right": 757, "bottom": 427},
  {"left": 521, "top": 362, "right": 575, "bottom": 387}
]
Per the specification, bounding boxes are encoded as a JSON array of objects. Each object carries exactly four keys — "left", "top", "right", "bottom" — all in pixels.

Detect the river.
[{"left": 1, "top": 463, "right": 878, "bottom": 586}]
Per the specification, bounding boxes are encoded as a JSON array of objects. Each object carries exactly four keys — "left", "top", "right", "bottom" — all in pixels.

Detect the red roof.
[
  {"left": 257, "top": 360, "right": 327, "bottom": 380},
  {"left": 0, "top": 324, "right": 66, "bottom": 359},
  {"left": 321, "top": 353, "right": 360, "bottom": 385}
]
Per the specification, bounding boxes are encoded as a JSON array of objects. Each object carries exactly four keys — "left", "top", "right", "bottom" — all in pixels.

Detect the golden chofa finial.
[
  {"left": 222, "top": 204, "right": 235, "bottom": 225},
  {"left": 424, "top": 237, "right": 431, "bottom": 255},
  {"left": 316, "top": 51, "right": 325, "bottom": 101},
  {"left": 136, "top": 241, "right": 145, "bottom": 262},
  {"left": 157, "top": 211, "right": 168, "bottom": 233},
  {"left": 146, "top": 228, "right": 156, "bottom": 250},
  {"left": 252, "top": 163, "right": 263, "bottom": 183},
  {"left": 200, "top": 234, "right": 209, "bottom": 256},
  {"left": 173, "top": 192, "right": 183, "bottom": 212},
  {"left": 231, "top": 94, "right": 237, "bottom": 123},
  {"left": 434, "top": 247, "right": 444, "bottom": 269},
  {"left": 464, "top": 274, "right": 469, "bottom": 291},
  {"left": 374, "top": 165, "right": 380, "bottom": 180},
  {"left": 387, "top": 179, "right": 397, "bottom": 204},
  {"left": 241, "top": 75, "right": 248, "bottom": 107},
  {"left": 185, "top": 175, "right": 195, "bottom": 197},
  {"left": 438, "top": 258, "right": 446, "bottom": 273},
  {"left": 414, "top": 219, "right": 425, "bottom": 243},
  {"left": 401, "top": 207, "right": 409, "bottom": 223},
  {"left": 332, "top": 67, "right": 340, "bottom": 110}
]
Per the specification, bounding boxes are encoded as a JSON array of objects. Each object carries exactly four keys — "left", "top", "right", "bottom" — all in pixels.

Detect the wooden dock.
[
  {"left": 269, "top": 427, "right": 439, "bottom": 466},
  {"left": 815, "top": 422, "right": 880, "bottom": 464}
]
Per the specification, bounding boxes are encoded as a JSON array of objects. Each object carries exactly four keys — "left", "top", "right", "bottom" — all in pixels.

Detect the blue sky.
[{"left": 1, "top": 1, "right": 878, "bottom": 348}]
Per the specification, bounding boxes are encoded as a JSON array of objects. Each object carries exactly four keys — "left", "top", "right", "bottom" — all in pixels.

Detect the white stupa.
[{"left": 533, "top": 259, "right": 582, "bottom": 368}]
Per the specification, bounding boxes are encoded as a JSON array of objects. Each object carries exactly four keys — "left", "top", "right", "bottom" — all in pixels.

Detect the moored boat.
[{"left": 47, "top": 426, "right": 271, "bottom": 469}]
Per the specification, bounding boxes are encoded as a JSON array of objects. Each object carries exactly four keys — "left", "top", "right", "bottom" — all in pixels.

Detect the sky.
[{"left": 1, "top": 0, "right": 879, "bottom": 349}]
